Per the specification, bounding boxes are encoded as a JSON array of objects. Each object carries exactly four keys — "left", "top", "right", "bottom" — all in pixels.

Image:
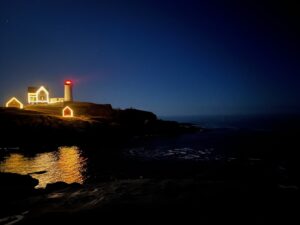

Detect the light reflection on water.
[{"left": 0, "top": 146, "right": 87, "bottom": 188}]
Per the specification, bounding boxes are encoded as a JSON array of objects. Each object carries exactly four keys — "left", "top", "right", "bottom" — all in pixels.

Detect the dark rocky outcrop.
[
  {"left": 0, "top": 173, "right": 39, "bottom": 217},
  {"left": 0, "top": 173, "right": 38, "bottom": 195},
  {"left": 0, "top": 104, "right": 199, "bottom": 147}
]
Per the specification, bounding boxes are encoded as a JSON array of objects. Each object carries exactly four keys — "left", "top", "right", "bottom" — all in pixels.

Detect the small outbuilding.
[
  {"left": 6, "top": 97, "right": 23, "bottom": 109},
  {"left": 62, "top": 106, "right": 74, "bottom": 117}
]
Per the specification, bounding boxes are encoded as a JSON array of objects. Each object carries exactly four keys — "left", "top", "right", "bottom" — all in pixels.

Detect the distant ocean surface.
[
  {"left": 160, "top": 114, "right": 300, "bottom": 131},
  {"left": 127, "top": 114, "right": 300, "bottom": 163}
]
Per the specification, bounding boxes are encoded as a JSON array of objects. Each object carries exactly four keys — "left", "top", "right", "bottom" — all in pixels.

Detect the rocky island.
[{"left": 0, "top": 102, "right": 198, "bottom": 148}]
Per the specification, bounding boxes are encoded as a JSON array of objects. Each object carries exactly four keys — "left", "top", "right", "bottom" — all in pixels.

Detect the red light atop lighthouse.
[{"left": 65, "top": 80, "right": 72, "bottom": 85}]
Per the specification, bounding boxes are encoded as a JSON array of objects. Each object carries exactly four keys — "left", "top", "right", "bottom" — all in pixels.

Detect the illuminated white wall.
[{"left": 50, "top": 98, "right": 64, "bottom": 104}]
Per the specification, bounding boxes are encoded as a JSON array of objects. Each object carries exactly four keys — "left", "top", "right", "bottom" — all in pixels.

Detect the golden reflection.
[{"left": 0, "top": 146, "right": 87, "bottom": 188}]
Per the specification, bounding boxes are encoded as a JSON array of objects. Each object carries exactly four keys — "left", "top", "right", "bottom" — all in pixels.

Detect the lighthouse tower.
[{"left": 64, "top": 80, "right": 73, "bottom": 102}]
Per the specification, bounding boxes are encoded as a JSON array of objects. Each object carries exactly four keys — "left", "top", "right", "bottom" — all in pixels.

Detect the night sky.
[{"left": 1, "top": 0, "right": 299, "bottom": 116}]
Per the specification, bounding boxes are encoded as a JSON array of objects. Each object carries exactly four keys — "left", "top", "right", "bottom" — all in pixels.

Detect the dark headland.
[{"left": 0, "top": 102, "right": 198, "bottom": 148}]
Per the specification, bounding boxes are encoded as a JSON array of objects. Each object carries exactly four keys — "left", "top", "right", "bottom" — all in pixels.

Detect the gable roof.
[
  {"left": 28, "top": 86, "right": 49, "bottom": 93},
  {"left": 6, "top": 97, "right": 24, "bottom": 109},
  {"left": 62, "top": 106, "right": 74, "bottom": 117},
  {"left": 28, "top": 87, "right": 38, "bottom": 93},
  {"left": 36, "top": 86, "right": 49, "bottom": 95}
]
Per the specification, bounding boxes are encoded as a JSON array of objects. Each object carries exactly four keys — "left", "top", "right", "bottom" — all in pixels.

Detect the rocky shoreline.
[{"left": 1, "top": 156, "right": 299, "bottom": 225}]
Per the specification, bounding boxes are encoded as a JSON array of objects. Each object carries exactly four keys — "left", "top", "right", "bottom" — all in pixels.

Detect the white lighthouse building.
[
  {"left": 6, "top": 79, "right": 77, "bottom": 117},
  {"left": 64, "top": 80, "right": 73, "bottom": 102},
  {"left": 8, "top": 80, "right": 74, "bottom": 106}
]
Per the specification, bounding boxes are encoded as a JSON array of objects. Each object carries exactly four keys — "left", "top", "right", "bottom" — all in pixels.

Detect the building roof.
[
  {"left": 28, "top": 87, "right": 38, "bottom": 93},
  {"left": 28, "top": 86, "right": 49, "bottom": 93},
  {"left": 6, "top": 97, "right": 24, "bottom": 109}
]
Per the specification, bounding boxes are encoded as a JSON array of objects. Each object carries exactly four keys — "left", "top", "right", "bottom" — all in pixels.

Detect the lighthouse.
[{"left": 64, "top": 80, "right": 73, "bottom": 102}]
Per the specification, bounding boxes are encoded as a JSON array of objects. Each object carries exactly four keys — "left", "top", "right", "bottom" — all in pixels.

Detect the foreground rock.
[
  {"left": 0, "top": 173, "right": 39, "bottom": 218},
  {"left": 1, "top": 157, "right": 299, "bottom": 225},
  {"left": 0, "top": 173, "right": 38, "bottom": 198},
  {"left": 1, "top": 177, "right": 298, "bottom": 225}
]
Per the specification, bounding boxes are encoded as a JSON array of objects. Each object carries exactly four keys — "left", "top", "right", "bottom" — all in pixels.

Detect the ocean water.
[
  {"left": 0, "top": 146, "right": 87, "bottom": 188},
  {"left": 1, "top": 114, "right": 299, "bottom": 187},
  {"left": 126, "top": 114, "right": 300, "bottom": 160},
  {"left": 160, "top": 114, "right": 300, "bottom": 131},
  {"left": 124, "top": 114, "right": 299, "bottom": 186}
]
